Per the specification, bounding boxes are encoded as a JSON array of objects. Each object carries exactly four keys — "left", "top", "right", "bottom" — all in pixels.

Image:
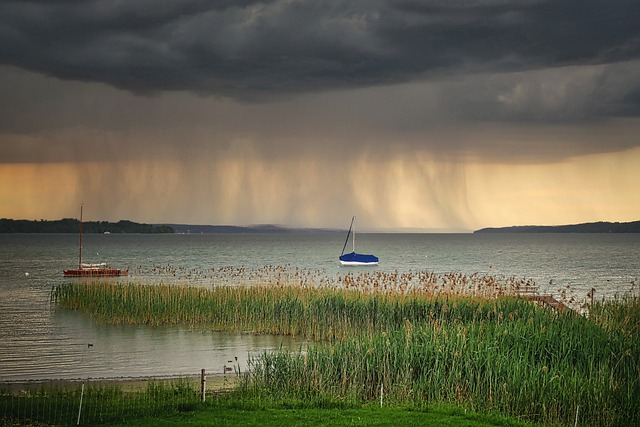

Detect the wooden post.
[
  {"left": 201, "top": 369, "right": 206, "bottom": 402},
  {"left": 77, "top": 382, "right": 85, "bottom": 425}
]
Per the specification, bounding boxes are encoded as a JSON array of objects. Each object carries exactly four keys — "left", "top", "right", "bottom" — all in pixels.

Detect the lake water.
[{"left": 1, "top": 232, "right": 638, "bottom": 382}]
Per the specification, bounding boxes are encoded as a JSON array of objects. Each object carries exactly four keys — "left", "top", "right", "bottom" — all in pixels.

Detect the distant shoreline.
[
  {"left": 3, "top": 218, "right": 639, "bottom": 234},
  {"left": 164, "top": 224, "right": 341, "bottom": 234},
  {"left": 0, "top": 218, "right": 174, "bottom": 234},
  {"left": 474, "top": 220, "right": 640, "bottom": 233},
  {"left": 0, "top": 219, "right": 340, "bottom": 234}
]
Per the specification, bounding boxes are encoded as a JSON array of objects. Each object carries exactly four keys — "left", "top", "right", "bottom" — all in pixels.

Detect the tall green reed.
[
  {"left": 51, "top": 281, "right": 639, "bottom": 426},
  {"left": 245, "top": 298, "right": 638, "bottom": 426}
]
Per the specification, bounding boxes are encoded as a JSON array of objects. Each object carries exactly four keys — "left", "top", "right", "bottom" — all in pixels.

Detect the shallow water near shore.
[{"left": 1, "top": 232, "right": 638, "bottom": 381}]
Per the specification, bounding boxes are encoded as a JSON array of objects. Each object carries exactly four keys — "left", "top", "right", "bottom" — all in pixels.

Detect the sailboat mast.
[
  {"left": 78, "top": 205, "right": 83, "bottom": 269},
  {"left": 341, "top": 216, "right": 355, "bottom": 256},
  {"left": 352, "top": 216, "right": 356, "bottom": 252}
]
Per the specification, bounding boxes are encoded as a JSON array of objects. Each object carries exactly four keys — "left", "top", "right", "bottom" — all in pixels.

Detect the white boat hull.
[{"left": 339, "top": 260, "right": 379, "bottom": 266}]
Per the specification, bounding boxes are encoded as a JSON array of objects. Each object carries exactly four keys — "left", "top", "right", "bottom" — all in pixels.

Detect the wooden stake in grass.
[
  {"left": 201, "top": 369, "right": 206, "bottom": 403},
  {"left": 77, "top": 382, "right": 84, "bottom": 426}
]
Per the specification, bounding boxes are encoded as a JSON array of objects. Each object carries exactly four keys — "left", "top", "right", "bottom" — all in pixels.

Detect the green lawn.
[{"left": 102, "top": 404, "right": 548, "bottom": 427}]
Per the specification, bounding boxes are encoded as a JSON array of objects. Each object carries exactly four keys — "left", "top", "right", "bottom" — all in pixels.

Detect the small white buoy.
[{"left": 25, "top": 272, "right": 29, "bottom": 277}]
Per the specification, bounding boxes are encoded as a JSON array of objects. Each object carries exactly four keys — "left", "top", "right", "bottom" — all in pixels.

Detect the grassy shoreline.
[
  {"left": 0, "top": 276, "right": 631, "bottom": 426},
  {"left": 0, "top": 373, "right": 238, "bottom": 394},
  {"left": 45, "top": 279, "right": 640, "bottom": 426},
  {"left": 1, "top": 384, "right": 550, "bottom": 427}
]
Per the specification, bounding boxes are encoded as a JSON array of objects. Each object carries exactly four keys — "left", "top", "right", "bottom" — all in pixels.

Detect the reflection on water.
[{"left": 2, "top": 308, "right": 304, "bottom": 381}]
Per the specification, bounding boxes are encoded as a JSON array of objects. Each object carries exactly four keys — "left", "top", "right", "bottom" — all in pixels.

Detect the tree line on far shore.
[
  {"left": 475, "top": 220, "right": 640, "bottom": 233},
  {"left": 0, "top": 218, "right": 174, "bottom": 234}
]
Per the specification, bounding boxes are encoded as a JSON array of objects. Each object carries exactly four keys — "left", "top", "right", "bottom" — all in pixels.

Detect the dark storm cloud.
[
  {"left": 434, "top": 61, "right": 640, "bottom": 123},
  {"left": 1, "top": 0, "right": 639, "bottom": 102}
]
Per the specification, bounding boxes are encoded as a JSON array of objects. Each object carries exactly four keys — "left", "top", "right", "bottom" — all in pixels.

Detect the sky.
[{"left": 1, "top": 0, "right": 640, "bottom": 231}]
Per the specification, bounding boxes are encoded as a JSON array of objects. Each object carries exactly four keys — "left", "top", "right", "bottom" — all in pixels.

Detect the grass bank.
[
  {"left": 49, "top": 281, "right": 639, "bottom": 426},
  {"left": 1, "top": 382, "right": 546, "bottom": 427},
  {"left": 102, "top": 399, "right": 546, "bottom": 427}
]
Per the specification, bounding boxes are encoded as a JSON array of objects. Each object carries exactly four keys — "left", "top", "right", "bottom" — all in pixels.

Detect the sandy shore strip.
[{"left": 0, "top": 373, "right": 240, "bottom": 394}]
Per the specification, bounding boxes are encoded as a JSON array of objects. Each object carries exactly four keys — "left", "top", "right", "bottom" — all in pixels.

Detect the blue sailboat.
[{"left": 339, "top": 216, "right": 379, "bottom": 266}]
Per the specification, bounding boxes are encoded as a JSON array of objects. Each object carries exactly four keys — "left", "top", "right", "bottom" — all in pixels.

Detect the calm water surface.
[{"left": 1, "top": 233, "right": 638, "bottom": 381}]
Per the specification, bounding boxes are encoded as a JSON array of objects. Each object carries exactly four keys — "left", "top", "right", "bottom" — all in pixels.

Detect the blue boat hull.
[{"left": 339, "top": 251, "right": 379, "bottom": 266}]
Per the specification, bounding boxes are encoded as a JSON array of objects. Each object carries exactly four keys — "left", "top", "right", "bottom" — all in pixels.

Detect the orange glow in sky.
[{"left": 2, "top": 146, "right": 638, "bottom": 231}]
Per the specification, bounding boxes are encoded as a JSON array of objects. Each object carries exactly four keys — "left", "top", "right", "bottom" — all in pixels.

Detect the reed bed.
[
  {"left": 243, "top": 295, "right": 639, "bottom": 426},
  {"left": 50, "top": 274, "right": 639, "bottom": 426},
  {"left": 134, "top": 264, "right": 335, "bottom": 288},
  {"left": 52, "top": 278, "right": 538, "bottom": 338},
  {"left": 134, "top": 264, "right": 595, "bottom": 310},
  {"left": 135, "top": 265, "right": 540, "bottom": 296}
]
